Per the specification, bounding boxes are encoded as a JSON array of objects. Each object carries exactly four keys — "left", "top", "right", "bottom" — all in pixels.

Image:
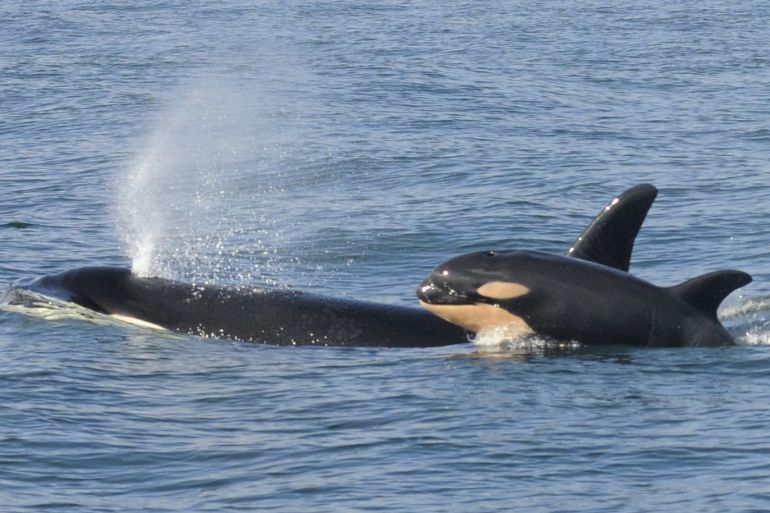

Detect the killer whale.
[
  {"left": 20, "top": 266, "right": 469, "bottom": 347},
  {"left": 417, "top": 185, "right": 752, "bottom": 347}
]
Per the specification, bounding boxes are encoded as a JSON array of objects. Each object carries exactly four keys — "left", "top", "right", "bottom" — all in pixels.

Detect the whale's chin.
[{"left": 417, "top": 299, "right": 532, "bottom": 336}]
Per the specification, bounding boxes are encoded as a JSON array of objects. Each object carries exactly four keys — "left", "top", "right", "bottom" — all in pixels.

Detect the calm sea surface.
[{"left": 2, "top": 1, "right": 770, "bottom": 511}]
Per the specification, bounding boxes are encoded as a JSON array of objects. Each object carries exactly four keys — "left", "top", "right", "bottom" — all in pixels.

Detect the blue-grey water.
[{"left": 3, "top": 1, "right": 770, "bottom": 511}]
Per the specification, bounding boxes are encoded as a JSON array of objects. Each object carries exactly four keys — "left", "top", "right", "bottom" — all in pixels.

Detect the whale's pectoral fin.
[
  {"left": 567, "top": 184, "right": 658, "bottom": 272},
  {"left": 670, "top": 270, "right": 753, "bottom": 319}
]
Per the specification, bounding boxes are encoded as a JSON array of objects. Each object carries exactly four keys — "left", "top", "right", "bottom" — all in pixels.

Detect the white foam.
[
  {"left": 471, "top": 325, "right": 579, "bottom": 354},
  {"left": 2, "top": 287, "right": 168, "bottom": 334},
  {"left": 2, "top": 288, "right": 112, "bottom": 325},
  {"left": 735, "top": 325, "right": 770, "bottom": 346},
  {"left": 720, "top": 296, "right": 770, "bottom": 319}
]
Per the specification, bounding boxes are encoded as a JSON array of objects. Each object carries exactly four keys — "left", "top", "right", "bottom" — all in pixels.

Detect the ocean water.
[{"left": 2, "top": 1, "right": 770, "bottom": 511}]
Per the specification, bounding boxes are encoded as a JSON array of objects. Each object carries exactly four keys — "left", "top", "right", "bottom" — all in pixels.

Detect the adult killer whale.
[
  {"left": 417, "top": 185, "right": 752, "bottom": 347},
  {"left": 7, "top": 183, "right": 706, "bottom": 347},
  {"left": 18, "top": 267, "right": 468, "bottom": 347}
]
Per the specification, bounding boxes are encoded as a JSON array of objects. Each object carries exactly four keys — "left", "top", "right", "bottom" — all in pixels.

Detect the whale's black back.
[{"left": 31, "top": 267, "right": 468, "bottom": 347}]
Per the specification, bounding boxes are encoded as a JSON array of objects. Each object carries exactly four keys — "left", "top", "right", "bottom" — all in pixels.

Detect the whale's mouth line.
[
  {"left": 417, "top": 279, "right": 489, "bottom": 307},
  {"left": 418, "top": 281, "right": 460, "bottom": 304}
]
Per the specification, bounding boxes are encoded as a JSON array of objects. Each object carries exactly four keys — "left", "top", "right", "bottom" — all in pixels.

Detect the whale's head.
[{"left": 417, "top": 250, "right": 535, "bottom": 336}]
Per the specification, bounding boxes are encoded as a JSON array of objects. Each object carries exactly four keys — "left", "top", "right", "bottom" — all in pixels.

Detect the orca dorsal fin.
[
  {"left": 567, "top": 184, "right": 658, "bottom": 272},
  {"left": 670, "top": 270, "right": 752, "bottom": 318}
]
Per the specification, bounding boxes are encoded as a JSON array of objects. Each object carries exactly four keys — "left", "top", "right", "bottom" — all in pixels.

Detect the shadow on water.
[{"left": 1, "top": 222, "right": 36, "bottom": 230}]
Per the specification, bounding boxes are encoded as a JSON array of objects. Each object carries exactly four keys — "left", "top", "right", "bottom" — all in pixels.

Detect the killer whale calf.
[{"left": 418, "top": 184, "right": 752, "bottom": 347}]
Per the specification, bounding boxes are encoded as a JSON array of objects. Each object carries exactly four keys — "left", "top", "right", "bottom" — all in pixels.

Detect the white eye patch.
[{"left": 476, "top": 281, "right": 530, "bottom": 300}]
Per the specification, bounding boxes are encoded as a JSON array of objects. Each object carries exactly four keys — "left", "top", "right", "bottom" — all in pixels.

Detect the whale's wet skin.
[
  {"left": 418, "top": 249, "right": 750, "bottom": 347},
  {"left": 4, "top": 184, "right": 753, "bottom": 348},
  {"left": 417, "top": 184, "right": 752, "bottom": 347},
  {"left": 6, "top": 266, "right": 468, "bottom": 347}
]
